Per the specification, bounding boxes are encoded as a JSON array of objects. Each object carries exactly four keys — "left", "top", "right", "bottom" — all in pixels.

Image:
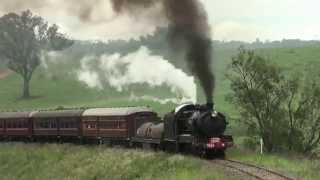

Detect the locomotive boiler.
[{"left": 190, "top": 103, "right": 227, "bottom": 137}]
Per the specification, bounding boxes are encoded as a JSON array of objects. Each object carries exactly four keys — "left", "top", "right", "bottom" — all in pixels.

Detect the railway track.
[{"left": 212, "top": 159, "right": 298, "bottom": 180}]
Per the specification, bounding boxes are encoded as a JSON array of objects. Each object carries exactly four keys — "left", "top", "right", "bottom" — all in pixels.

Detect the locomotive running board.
[{"left": 131, "top": 137, "right": 161, "bottom": 144}]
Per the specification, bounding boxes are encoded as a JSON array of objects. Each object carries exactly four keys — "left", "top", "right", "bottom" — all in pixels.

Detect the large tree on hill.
[{"left": 0, "top": 10, "right": 73, "bottom": 98}]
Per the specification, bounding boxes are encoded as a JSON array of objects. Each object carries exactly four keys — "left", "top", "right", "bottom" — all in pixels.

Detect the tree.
[
  {"left": 227, "top": 47, "right": 320, "bottom": 154},
  {"left": 0, "top": 10, "right": 73, "bottom": 98},
  {"left": 226, "top": 47, "right": 288, "bottom": 152},
  {"left": 284, "top": 68, "right": 320, "bottom": 153}
]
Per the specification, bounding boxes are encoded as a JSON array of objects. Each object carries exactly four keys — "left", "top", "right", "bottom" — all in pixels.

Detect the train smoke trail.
[
  {"left": 110, "top": 0, "right": 215, "bottom": 103},
  {"left": 77, "top": 46, "right": 197, "bottom": 103}
]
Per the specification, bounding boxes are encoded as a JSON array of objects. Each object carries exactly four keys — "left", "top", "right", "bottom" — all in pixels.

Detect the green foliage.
[
  {"left": 227, "top": 47, "right": 288, "bottom": 152},
  {"left": 0, "top": 10, "right": 73, "bottom": 98},
  {"left": 283, "top": 66, "right": 320, "bottom": 153},
  {"left": 241, "top": 136, "right": 260, "bottom": 151},
  {"left": 227, "top": 47, "right": 320, "bottom": 153}
]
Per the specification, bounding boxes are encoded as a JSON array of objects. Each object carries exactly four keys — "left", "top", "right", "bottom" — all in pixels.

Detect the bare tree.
[{"left": 0, "top": 10, "right": 73, "bottom": 98}]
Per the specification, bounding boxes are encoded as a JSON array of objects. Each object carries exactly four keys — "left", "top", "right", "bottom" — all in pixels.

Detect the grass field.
[
  {"left": 0, "top": 143, "right": 227, "bottom": 180},
  {"left": 228, "top": 148, "right": 320, "bottom": 180},
  {"left": 0, "top": 143, "right": 319, "bottom": 180}
]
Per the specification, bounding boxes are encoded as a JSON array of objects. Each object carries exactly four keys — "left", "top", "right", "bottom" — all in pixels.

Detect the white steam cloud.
[
  {"left": 40, "top": 51, "right": 64, "bottom": 69},
  {"left": 129, "top": 93, "right": 182, "bottom": 105},
  {"left": 77, "top": 46, "right": 197, "bottom": 103}
]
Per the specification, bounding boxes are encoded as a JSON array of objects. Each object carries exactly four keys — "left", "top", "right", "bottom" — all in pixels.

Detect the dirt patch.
[{"left": 0, "top": 69, "right": 12, "bottom": 79}]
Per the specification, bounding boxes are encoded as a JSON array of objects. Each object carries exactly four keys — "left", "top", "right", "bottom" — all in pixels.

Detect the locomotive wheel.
[
  {"left": 191, "top": 145, "right": 206, "bottom": 158},
  {"left": 205, "top": 150, "right": 225, "bottom": 159},
  {"left": 163, "top": 141, "right": 179, "bottom": 153},
  {"left": 178, "top": 143, "right": 193, "bottom": 154}
]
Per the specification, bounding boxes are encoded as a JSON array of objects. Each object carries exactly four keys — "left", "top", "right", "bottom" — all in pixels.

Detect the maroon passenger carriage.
[
  {"left": 0, "top": 112, "right": 33, "bottom": 140},
  {"left": 0, "top": 107, "right": 158, "bottom": 144},
  {"left": 80, "top": 107, "right": 158, "bottom": 144}
]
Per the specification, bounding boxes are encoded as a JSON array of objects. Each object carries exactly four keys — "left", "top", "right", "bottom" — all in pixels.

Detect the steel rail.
[{"left": 212, "top": 159, "right": 298, "bottom": 180}]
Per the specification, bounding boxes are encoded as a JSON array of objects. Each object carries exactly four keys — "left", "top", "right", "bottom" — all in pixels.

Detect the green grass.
[
  {"left": 0, "top": 70, "right": 177, "bottom": 116},
  {"left": 0, "top": 143, "right": 226, "bottom": 180},
  {"left": 228, "top": 148, "right": 320, "bottom": 180},
  {"left": 0, "top": 143, "right": 318, "bottom": 180}
]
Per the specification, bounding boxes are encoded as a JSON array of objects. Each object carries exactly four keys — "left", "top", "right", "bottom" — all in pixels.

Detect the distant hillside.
[{"left": 63, "top": 28, "right": 320, "bottom": 73}]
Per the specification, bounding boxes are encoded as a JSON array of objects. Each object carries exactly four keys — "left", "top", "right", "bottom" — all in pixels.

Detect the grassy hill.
[{"left": 213, "top": 45, "right": 320, "bottom": 113}]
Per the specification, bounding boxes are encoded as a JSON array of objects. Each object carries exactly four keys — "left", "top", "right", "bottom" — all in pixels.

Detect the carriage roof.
[
  {"left": 31, "top": 110, "right": 84, "bottom": 118},
  {"left": 82, "top": 107, "right": 154, "bottom": 117},
  {"left": 0, "top": 111, "right": 34, "bottom": 119}
]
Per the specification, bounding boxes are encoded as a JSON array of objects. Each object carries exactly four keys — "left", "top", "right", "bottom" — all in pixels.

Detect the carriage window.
[
  {"left": 85, "top": 122, "right": 97, "bottom": 129},
  {"left": 99, "top": 121, "right": 118, "bottom": 129},
  {"left": 7, "top": 121, "right": 10, "bottom": 128},
  {"left": 7, "top": 120, "right": 17, "bottom": 128},
  {"left": 49, "top": 119, "right": 57, "bottom": 128},
  {"left": 119, "top": 121, "right": 127, "bottom": 129},
  {"left": 35, "top": 118, "right": 57, "bottom": 129},
  {"left": 83, "top": 117, "right": 97, "bottom": 129},
  {"left": 0, "top": 120, "right": 3, "bottom": 128},
  {"left": 16, "top": 120, "right": 20, "bottom": 128},
  {"left": 40, "top": 120, "right": 49, "bottom": 128},
  {"left": 7, "top": 121, "right": 11, "bottom": 128},
  {"left": 16, "top": 119, "right": 28, "bottom": 128},
  {"left": 99, "top": 120, "right": 127, "bottom": 129},
  {"left": 60, "top": 118, "right": 78, "bottom": 128}
]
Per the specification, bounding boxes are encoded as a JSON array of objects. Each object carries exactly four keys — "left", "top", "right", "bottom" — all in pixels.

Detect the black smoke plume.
[{"left": 110, "top": 0, "right": 215, "bottom": 103}]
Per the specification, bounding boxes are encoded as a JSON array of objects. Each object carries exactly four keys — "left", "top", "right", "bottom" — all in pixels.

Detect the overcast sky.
[
  {"left": 204, "top": 0, "right": 320, "bottom": 42},
  {"left": 0, "top": 0, "right": 319, "bottom": 42}
]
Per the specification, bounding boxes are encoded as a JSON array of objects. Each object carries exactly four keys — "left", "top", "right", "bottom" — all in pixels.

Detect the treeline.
[
  {"left": 214, "top": 39, "right": 320, "bottom": 50},
  {"left": 69, "top": 29, "right": 320, "bottom": 56},
  {"left": 227, "top": 47, "right": 320, "bottom": 154}
]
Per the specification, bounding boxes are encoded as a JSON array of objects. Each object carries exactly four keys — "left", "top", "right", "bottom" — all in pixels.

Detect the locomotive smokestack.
[
  {"left": 110, "top": 0, "right": 215, "bottom": 103},
  {"left": 206, "top": 102, "right": 214, "bottom": 111}
]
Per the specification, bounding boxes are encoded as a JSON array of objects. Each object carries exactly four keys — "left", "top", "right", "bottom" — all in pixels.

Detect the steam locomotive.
[
  {"left": 134, "top": 103, "right": 233, "bottom": 158},
  {"left": 0, "top": 103, "right": 233, "bottom": 158}
]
